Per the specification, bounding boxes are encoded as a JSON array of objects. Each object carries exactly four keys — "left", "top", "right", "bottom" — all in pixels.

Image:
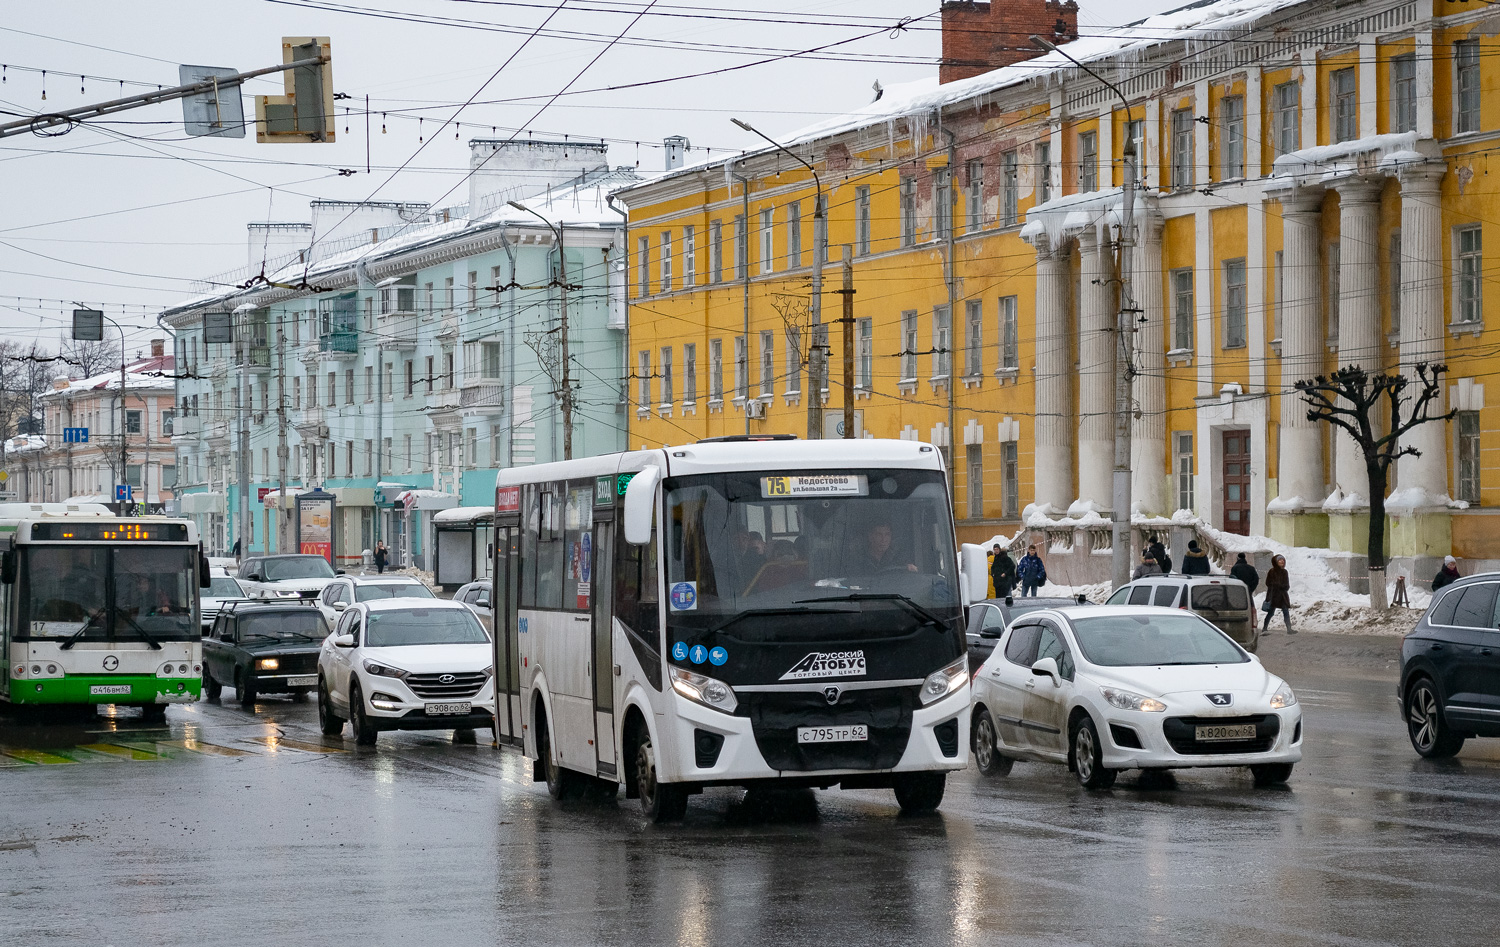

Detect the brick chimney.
[
  {"left": 940, "top": 0, "right": 1079, "bottom": 85},
  {"left": 151, "top": 338, "right": 164, "bottom": 358}
]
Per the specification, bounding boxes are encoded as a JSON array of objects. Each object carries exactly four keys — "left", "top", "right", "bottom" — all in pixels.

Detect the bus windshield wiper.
[
  {"left": 794, "top": 593, "right": 949, "bottom": 631},
  {"left": 113, "top": 609, "right": 163, "bottom": 650},
  {"left": 57, "top": 608, "right": 107, "bottom": 650},
  {"left": 708, "top": 605, "right": 858, "bottom": 636}
]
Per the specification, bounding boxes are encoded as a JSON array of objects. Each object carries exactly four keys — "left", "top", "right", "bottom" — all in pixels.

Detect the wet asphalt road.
[{"left": 4, "top": 632, "right": 1500, "bottom": 947}]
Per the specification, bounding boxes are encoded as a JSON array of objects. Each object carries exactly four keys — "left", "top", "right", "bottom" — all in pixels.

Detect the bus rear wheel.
[
  {"left": 893, "top": 773, "right": 946, "bottom": 814},
  {"left": 635, "top": 732, "right": 688, "bottom": 823}
]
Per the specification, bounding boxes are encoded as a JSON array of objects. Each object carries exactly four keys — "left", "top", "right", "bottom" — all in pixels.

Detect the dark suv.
[
  {"left": 1399, "top": 573, "right": 1500, "bottom": 757},
  {"left": 203, "top": 601, "right": 331, "bottom": 709}
]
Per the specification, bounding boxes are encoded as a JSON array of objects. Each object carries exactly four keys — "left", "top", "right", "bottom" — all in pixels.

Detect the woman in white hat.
[{"left": 1432, "top": 555, "right": 1462, "bottom": 591}]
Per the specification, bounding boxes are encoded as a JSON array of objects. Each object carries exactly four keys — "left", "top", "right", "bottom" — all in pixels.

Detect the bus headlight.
[
  {"left": 920, "top": 656, "right": 968, "bottom": 706},
  {"left": 670, "top": 667, "right": 737, "bottom": 714}
]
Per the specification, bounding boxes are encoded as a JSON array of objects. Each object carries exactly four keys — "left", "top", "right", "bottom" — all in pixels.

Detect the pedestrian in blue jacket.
[{"left": 1017, "top": 544, "right": 1047, "bottom": 597}]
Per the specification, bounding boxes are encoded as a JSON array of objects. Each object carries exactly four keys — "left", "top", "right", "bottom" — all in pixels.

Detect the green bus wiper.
[{"left": 794, "top": 593, "right": 949, "bottom": 631}]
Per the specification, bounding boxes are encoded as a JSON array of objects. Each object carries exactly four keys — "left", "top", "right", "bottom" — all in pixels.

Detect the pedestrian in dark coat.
[
  {"left": 1230, "top": 553, "right": 1260, "bottom": 594},
  {"left": 374, "top": 542, "right": 389, "bottom": 575},
  {"left": 1147, "top": 536, "right": 1171, "bottom": 574},
  {"left": 1432, "top": 555, "right": 1461, "bottom": 591},
  {"left": 1181, "top": 540, "right": 1211, "bottom": 575},
  {"left": 1261, "top": 555, "right": 1293, "bottom": 635},
  {"left": 1017, "top": 545, "right": 1047, "bottom": 597},
  {"left": 990, "top": 545, "right": 1017, "bottom": 598}
]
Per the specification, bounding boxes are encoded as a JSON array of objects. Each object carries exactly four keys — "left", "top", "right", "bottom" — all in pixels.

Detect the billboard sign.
[{"left": 295, "top": 490, "right": 336, "bottom": 565}]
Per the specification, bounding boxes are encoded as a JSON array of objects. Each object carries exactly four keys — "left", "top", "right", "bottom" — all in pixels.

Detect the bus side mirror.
[
  {"left": 199, "top": 553, "right": 213, "bottom": 588},
  {"left": 959, "top": 543, "right": 989, "bottom": 606},
  {"left": 623, "top": 467, "right": 661, "bottom": 546},
  {"left": 0, "top": 551, "right": 13, "bottom": 585}
]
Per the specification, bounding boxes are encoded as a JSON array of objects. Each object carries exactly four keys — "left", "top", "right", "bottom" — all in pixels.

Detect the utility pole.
[
  {"left": 277, "top": 316, "right": 289, "bottom": 554},
  {"left": 838, "top": 245, "right": 856, "bottom": 438},
  {"left": 508, "top": 201, "right": 573, "bottom": 459},
  {"left": 235, "top": 305, "right": 252, "bottom": 556}
]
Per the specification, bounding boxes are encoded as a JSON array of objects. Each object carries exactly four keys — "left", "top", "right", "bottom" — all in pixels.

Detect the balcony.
[
  {"left": 233, "top": 345, "right": 271, "bottom": 372},
  {"left": 460, "top": 382, "right": 504, "bottom": 414},
  {"left": 379, "top": 312, "right": 418, "bottom": 349},
  {"left": 319, "top": 331, "right": 359, "bottom": 358}
]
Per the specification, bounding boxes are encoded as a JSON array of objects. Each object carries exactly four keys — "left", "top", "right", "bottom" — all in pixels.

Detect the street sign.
[
  {"left": 257, "top": 487, "right": 272, "bottom": 502},
  {"left": 115, "top": 484, "right": 132, "bottom": 501},
  {"left": 204, "top": 311, "right": 233, "bottom": 344},
  {"left": 63, "top": 427, "right": 89, "bottom": 444},
  {"left": 72, "top": 309, "right": 104, "bottom": 342},
  {"left": 179, "top": 65, "right": 246, "bottom": 138},
  {"left": 0, "top": 470, "right": 8, "bottom": 483}
]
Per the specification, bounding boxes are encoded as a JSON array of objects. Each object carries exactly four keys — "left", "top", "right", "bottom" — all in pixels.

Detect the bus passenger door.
[
  {"left": 592, "top": 518, "right": 617, "bottom": 774},
  {"left": 492, "top": 526, "right": 523, "bottom": 747}
]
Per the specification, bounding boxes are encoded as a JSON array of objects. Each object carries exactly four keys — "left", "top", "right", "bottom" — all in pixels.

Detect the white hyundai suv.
[
  {"left": 314, "top": 574, "right": 435, "bottom": 627},
  {"left": 317, "top": 599, "right": 495, "bottom": 745}
]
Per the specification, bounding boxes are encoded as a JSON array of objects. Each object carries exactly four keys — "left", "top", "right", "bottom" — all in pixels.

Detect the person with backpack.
[
  {"left": 1017, "top": 544, "right": 1047, "bottom": 597},
  {"left": 1230, "top": 552, "right": 1259, "bottom": 594},
  {"left": 1181, "top": 539, "right": 1211, "bottom": 575},
  {"left": 1147, "top": 535, "right": 1171, "bottom": 574},
  {"left": 989, "top": 544, "right": 1017, "bottom": 599}
]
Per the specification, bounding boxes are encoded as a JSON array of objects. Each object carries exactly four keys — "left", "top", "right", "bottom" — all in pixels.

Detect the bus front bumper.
[{"left": 7, "top": 675, "right": 202, "bottom": 706}]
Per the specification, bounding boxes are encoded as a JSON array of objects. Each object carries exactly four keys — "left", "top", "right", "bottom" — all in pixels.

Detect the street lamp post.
[
  {"left": 1031, "top": 35, "right": 1138, "bottom": 591},
  {"left": 508, "top": 201, "right": 574, "bottom": 460},
  {"left": 732, "top": 118, "right": 825, "bottom": 438}
]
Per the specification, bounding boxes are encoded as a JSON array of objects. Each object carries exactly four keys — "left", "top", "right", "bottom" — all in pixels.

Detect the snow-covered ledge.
[
  {"left": 1268, "top": 132, "right": 1439, "bottom": 189},
  {"left": 1020, "top": 187, "right": 1163, "bottom": 251}
]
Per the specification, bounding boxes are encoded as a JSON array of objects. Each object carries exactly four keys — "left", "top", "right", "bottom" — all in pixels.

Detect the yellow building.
[{"left": 614, "top": 0, "right": 1500, "bottom": 579}]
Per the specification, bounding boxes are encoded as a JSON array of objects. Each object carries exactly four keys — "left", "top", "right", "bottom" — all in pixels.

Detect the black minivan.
[{"left": 1399, "top": 573, "right": 1500, "bottom": 757}]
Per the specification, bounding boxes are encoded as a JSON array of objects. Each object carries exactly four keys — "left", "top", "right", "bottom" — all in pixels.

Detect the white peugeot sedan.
[
  {"left": 317, "top": 599, "right": 495, "bottom": 745},
  {"left": 314, "top": 574, "right": 435, "bottom": 626},
  {"left": 970, "top": 606, "right": 1301, "bottom": 789}
]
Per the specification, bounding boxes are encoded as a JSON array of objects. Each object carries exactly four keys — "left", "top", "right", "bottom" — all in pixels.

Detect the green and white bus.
[{"left": 0, "top": 503, "right": 208, "bottom": 719}]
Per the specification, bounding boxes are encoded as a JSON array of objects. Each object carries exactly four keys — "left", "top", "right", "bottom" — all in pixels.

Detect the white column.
[
  {"left": 1333, "top": 178, "right": 1384, "bottom": 501},
  {"left": 1132, "top": 212, "right": 1168, "bottom": 515},
  {"left": 1396, "top": 163, "right": 1448, "bottom": 499},
  {"left": 1076, "top": 223, "right": 1115, "bottom": 512},
  {"left": 1032, "top": 233, "right": 1074, "bottom": 512},
  {"left": 1278, "top": 188, "right": 1327, "bottom": 506}
]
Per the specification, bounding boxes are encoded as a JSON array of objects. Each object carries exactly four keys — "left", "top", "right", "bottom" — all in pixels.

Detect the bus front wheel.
[
  {"left": 536, "top": 710, "right": 586, "bottom": 801},
  {"left": 635, "top": 732, "right": 688, "bottom": 823},
  {"left": 893, "top": 773, "right": 946, "bottom": 814}
]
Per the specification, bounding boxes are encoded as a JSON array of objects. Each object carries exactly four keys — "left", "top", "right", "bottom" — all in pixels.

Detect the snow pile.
[
  {"left": 1386, "top": 487, "right": 1468, "bottom": 513},
  {"left": 1321, "top": 489, "right": 1369, "bottom": 511}
]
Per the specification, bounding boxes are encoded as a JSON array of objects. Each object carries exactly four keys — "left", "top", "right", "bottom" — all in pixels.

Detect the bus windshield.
[
  {"left": 21, "top": 544, "right": 198, "bottom": 642},
  {"left": 663, "top": 468, "right": 960, "bottom": 641}
]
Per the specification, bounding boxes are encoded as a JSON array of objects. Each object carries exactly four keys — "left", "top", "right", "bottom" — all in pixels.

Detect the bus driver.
[{"left": 855, "top": 521, "right": 918, "bottom": 574}]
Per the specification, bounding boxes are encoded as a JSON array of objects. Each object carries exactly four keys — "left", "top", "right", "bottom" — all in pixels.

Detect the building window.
[
  {"left": 1002, "top": 442, "right": 1019, "bottom": 518},
  {"left": 1391, "top": 53, "right": 1417, "bottom": 134},
  {"left": 855, "top": 186, "right": 872, "bottom": 255},
  {"left": 1457, "top": 411, "right": 1481, "bottom": 504},
  {"left": 637, "top": 350, "right": 650, "bottom": 410},
  {"left": 637, "top": 236, "right": 649, "bottom": 296},
  {"left": 966, "top": 444, "right": 984, "bottom": 519},
  {"left": 1172, "top": 268, "right": 1194, "bottom": 352},
  {"left": 1171, "top": 108, "right": 1194, "bottom": 189},
  {"left": 900, "top": 310, "right": 918, "bottom": 381},
  {"left": 1125, "top": 119, "right": 1143, "bottom": 169},
  {"left": 346, "top": 368, "right": 356, "bottom": 403},
  {"left": 1326, "top": 242, "right": 1341, "bottom": 343},
  {"left": 734, "top": 335, "right": 748, "bottom": 400},
  {"left": 467, "top": 271, "right": 478, "bottom": 310},
  {"left": 932, "top": 306, "right": 951, "bottom": 379},
  {"left": 1456, "top": 39, "right": 1481, "bottom": 134},
  {"left": 934, "top": 168, "right": 952, "bottom": 241},
  {"left": 482, "top": 341, "right": 502, "bottom": 379},
  {"left": 1331, "top": 68, "right": 1357, "bottom": 143},
  {"left": 684, "top": 344, "right": 697, "bottom": 402},
  {"left": 1175, "top": 432, "right": 1195, "bottom": 512},
  {"left": 403, "top": 435, "right": 412, "bottom": 473},
  {"left": 964, "top": 299, "right": 983, "bottom": 376},
  {"left": 786, "top": 202, "right": 802, "bottom": 269},
  {"left": 899, "top": 175, "right": 916, "bottom": 246},
  {"left": 1273, "top": 250, "right": 1285, "bottom": 343},
  {"left": 1274, "top": 81, "right": 1300, "bottom": 156},
  {"left": 660, "top": 231, "right": 673, "bottom": 292},
  {"left": 759, "top": 208, "right": 774, "bottom": 274},
  {"left": 785, "top": 327, "right": 802, "bottom": 395},
  {"left": 1221, "top": 95, "right": 1245, "bottom": 179},
  {"left": 856, "top": 317, "right": 872, "bottom": 389},
  {"left": 683, "top": 225, "right": 696, "bottom": 288},
  {"left": 1455, "top": 225, "right": 1483, "bottom": 324},
  {"left": 364, "top": 366, "right": 373, "bottom": 402},
  {"left": 1078, "top": 131, "right": 1097, "bottom": 192},
  {"left": 1037, "top": 142, "right": 1052, "bottom": 204},
  {"left": 124, "top": 410, "right": 142, "bottom": 434},
  {"left": 1389, "top": 231, "right": 1402, "bottom": 336},
  {"left": 365, "top": 439, "right": 374, "bottom": 476},
  {"left": 998, "top": 295, "right": 1018, "bottom": 369},
  {"left": 966, "top": 159, "right": 984, "bottom": 232},
  {"left": 710, "top": 339, "right": 724, "bottom": 401},
  {"left": 161, "top": 410, "right": 174, "bottom": 436},
  {"left": 734, "top": 215, "right": 748, "bottom": 280},
  {"left": 660, "top": 347, "right": 673, "bottom": 406},
  {"left": 709, "top": 220, "right": 723, "bottom": 284},
  {"left": 404, "top": 360, "right": 414, "bottom": 397},
  {"left": 758, "top": 330, "right": 774, "bottom": 397},
  {"left": 423, "top": 359, "right": 432, "bottom": 395},
  {"left": 1223, "top": 258, "right": 1247, "bottom": 348},
  {"left": 126, "top": 464, "right": 142, "bottom": 488},
  {"left": 1000, "top": 150, "right": 1018, "bottom": 226}
]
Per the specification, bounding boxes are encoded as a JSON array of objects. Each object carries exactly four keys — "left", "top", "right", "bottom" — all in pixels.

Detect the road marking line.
[
  {"left": 0, "top": 747, "right": 76, "bottom": 765},
  {"left": 80, "top": 743, "right": 161, "bottom": 761},
  {"left": 244, "top": 735, "right": 348, "bottom": 753}
]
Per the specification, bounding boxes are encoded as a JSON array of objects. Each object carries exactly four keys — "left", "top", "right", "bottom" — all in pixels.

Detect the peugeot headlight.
[
  {"left": 363, "top": 660, "right": 409, "bottom": 680},
  {"left": 257, "top": 658, "right": 279, "bottom": 670},
  {"left": 920, "top": 656, "right": 969, "bottom": 706},
  {"left": 670, "top": 666, "right": 737, "bottom": 714},
  {"left": 1100, "top": 686, "right": 1167, "bottom": 713},
  {"left": 1268, "top": 681, "right": 1297, "bottom": 709}
]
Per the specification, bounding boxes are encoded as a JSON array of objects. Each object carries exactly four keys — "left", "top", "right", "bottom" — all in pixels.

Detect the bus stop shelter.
[{"left": 431, "top": 506, "right": 494, "bottom": 590}]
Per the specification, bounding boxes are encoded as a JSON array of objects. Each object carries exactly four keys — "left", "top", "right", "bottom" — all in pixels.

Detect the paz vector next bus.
[
  {"left": 0, "top": 503, "right": 209, "bottom": 718},
  {"left": 488, "top": 437, "right": 974, "bottom": 821}
]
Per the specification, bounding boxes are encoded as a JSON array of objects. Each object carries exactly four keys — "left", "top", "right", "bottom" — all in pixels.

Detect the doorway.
[{"left": 1221, "top": 430, "right": 1251, "bottom": 536}]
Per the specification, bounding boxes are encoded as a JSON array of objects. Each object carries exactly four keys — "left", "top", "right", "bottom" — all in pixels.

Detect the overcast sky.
[{"left": 1, "top": 0, "right": 1184, "bottom": 356}]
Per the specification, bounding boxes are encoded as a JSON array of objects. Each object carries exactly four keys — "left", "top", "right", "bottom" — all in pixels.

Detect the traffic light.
[{"left": 255, "top": 37, "right": 334, "bottom": 143}]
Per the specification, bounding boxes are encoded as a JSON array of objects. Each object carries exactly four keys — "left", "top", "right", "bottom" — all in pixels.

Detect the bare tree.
[
  {"left": 62, "top": 337, "right": 120, "bottom": 379},
  {"left": 1296, "top": 363, "right": 1455, "bottom": 610}
]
